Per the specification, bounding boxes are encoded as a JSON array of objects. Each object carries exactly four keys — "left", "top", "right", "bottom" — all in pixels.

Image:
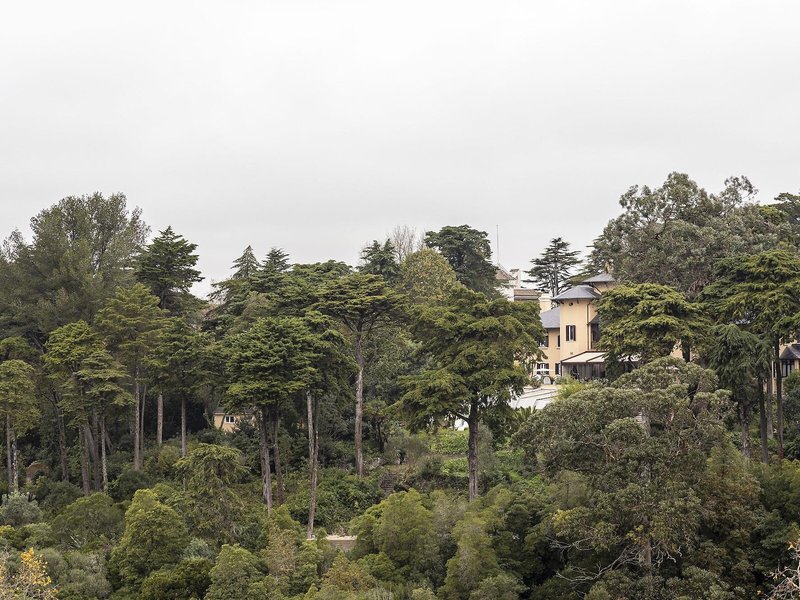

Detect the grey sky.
[{"left": 2, "top": 1, "right": 798, "bottom": 296}]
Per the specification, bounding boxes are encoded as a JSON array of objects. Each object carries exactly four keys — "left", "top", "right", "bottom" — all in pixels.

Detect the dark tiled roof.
[
  {"left": 540, "top": 307, "right": 560, "bottom": 329},
  {"left": 583, "top": 272, "right": 615, "bottom": 284},
  {"left": 780, "top": 344, "right": 800, "bottom": 361},
  {"left": 552, "top": 285, "right": 601, "bottom": 302}
]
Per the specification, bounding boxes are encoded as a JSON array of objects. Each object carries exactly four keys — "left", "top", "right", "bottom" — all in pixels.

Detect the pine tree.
[
  {"left": 526, "top": 237, "right": 581, "bottom": 296},
  {"left": 424, "top": 225, "right": 497, "bottom": 297},
  {"left": 135, "top": 226, "right": 203, "bottom": 314},
  {"left": 318, "top": 273, "right": 404, "bottom": 477},
  {"left": 96, "top": 284, "right": 165, "bottom": 470},
  {"left": 359, "top": 240, "right": 400, "bottom": 282}
]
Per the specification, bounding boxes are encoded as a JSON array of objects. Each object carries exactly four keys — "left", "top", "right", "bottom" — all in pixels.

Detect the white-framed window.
[
  {"left": 224, "top": 415, "right": 236, "bottom": 424},
  {"left": 536, "top": 363, "right": 549, "bottom": 374},
  {"left": 566, "top": 325, "right": 576, "bottom": 342}
]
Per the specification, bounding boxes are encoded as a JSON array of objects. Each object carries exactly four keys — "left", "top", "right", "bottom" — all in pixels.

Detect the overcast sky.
[{"left": 2, "top": 1, "right": 798, "bottom": 296}]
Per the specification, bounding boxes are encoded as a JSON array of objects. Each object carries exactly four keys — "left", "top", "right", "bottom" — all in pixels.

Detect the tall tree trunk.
[
  {"left": 181, "top": 397, "right": 187, "bottom": 458},
  {"left": 157, "top": 393, "right": 164, "bottom": 447},
  {"left": 133, "top": 376, "right": 141, "bottom": 470},
  {"left": 100, "top": 415, "right": 108, "bottom": 491},
  {"left": 85, "top": 420, "right": 101, "bottom": 491},
  {"left": 739, "top": 399, "right": 751, "bottom": 459},
  {"left": 78, "top": 426, "right": 91, "bottom": 496},
  {"left": 7, "top": 417, "right": 18, "bottom": 494},
  {"left": 56, "top": 405, "right": 69, "bottom": 482},
  {"left": 766, "top": 368, "right": 774, "bottom": 440},
  {"left": 307, "top": 393, "right": 320, "bottom": 539},
  {"left": 759, "top": 378, "right": 770, "bottom": 463},
  {"left": 354, "top": 333, "right": 365, "bottom": 478},
  {"left": 467, "top": 398, "right": 479, "bottom": 501},
  {"left": 775, "top": 341, "right": 785, "bottom": 460},
  {"left": 272, "top": 409, "right": 285, "bottom": 504},
  {"left": 140, "top": 383, "right": 147, "bottom": 460},
  {"left": 259, "top": 406, "right": 273, "bottom": 512},
  {"left": 6, "top": 416, "right": 12, "bottom": 492}
]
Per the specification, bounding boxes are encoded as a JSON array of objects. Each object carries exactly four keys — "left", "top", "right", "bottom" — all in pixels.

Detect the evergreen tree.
[
  {"left": 0, "top": 359, "right": 37, "bottom": 494},
  {"left": 703, "top": 248, "right": 800, "bottom": 460},
  {"left": 224, "top": 316, "right": 319, "bottom": 510},
  {"left": 359, "top": 239, "right": 400, "bottom": 282},
  {"left": 96, "top": 284, "right": 165, "bottom": 470},
  {"left": 425, "top": 225, "right": 497, "bottom": 296},
  {"left": 402, "top": 286, "right": 543, "bottom": 499},
  {"left": 318, "top": 273, "right": 404, "bottom": 477},
  {"left": 597, "top": 283, "right": 709, "bottom": 377},
  {"left": 109, "top": 489, "right": 189, "bottom": 591},
  {"left": 526, "top": 237, "right": 581, "bottom": 296},
  {"left": 135, "top": 226, "right": 203, "bottom": 314},
  {"left": 703, "top": 324, "right": 771, "bottom": 460},
  {"left": 46, "top": 321, "right": 129, "bottom": 493},
  {"left": 0, "top": 193, "right": 148, "bottom": 346}
]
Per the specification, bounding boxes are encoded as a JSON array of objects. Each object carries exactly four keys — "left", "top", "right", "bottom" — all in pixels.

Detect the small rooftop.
[
  {"left": 552, "top": 285, "right": 601, "bottom": 302},
  {"left": 583, "top": 272, "right": 615, "bottom": 284},
  {"left": 781, "top": 344, "right": 800, "bottom": 361},
  {"left": 540, "top": 307, "right": 560, "bottom": 329}
]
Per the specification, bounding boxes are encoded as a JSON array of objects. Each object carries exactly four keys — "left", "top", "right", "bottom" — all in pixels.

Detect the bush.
[
  {"left": 51, "top": 493, "right": 123, "bottom": 549},
  {"left": 30, "top": 478, "right": 82, "bottom": 516},
  {"left": 139, "top": 558, "right": 213, "bottom": 600},
  {"left": 429, "top": 430, "right": 469, "bottom": 455},
  {"left": 108, "top": 469, "right": 155, "bottom": 502},
  {"left": 0, "top": 492, "right": 42, "bottom": 527},
  {"left": 285, "top": 471, "right": 382, "bottom": 530}
]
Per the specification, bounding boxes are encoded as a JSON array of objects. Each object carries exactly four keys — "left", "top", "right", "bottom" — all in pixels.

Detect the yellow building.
[
  {"left": 212, "top": 409, "right": 253, "bottom": 433},
  {"left": 537, "top": 273, "right": 615, "bottom": 381}
]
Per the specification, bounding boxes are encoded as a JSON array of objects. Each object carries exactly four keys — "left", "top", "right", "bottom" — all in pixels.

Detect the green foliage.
[
  {"left": 514, "top": 358, "right": 731, "bottom": 587},
  {"left": 135, "top": 225, "right": 203, "bottom": 314},
  {"left": 429, "top": 430, "right": 469, "bottom": 455},
  {"left": 399, "top": 248, "right": 459, "bottom": 307},
  {"left": 174, "top": 444, "right": 247, "bottom": 545},
  {"left": 360, "top": 240, "right": 401, "bottom": 283},
  {"left": 526, "top": 237, "right": 581, "bottom": 296},
  {"left": 108, "top": 488, "right": 189, "bottom": 588},
  {"left": 0, "top": 193, "right": 148, "bottom": 342},
  {"left": 107, "top": 469, "right": 155, "bottom": 502},
  {"left": 139, "top": 558, "right": 213, "bottom": 600},
  {"left": 424, "top": 225, "right": 497, "bottom": 296},
  {"left": 286, "top": 472, "right": 382, "bottom": 529},
  {"left": 51, "top": 493, "right": 123, "bottom": 549},
  {"left": 589, "top": 172, "right": 784, "bottom": 297},
  {"left": 597, "top": 282, "right": 707, "bottom": 373},
  {"left": 205, "top": 544, "right": 264, "bottom": 600},
  {"left": 0, "top": 493, "right": 42, "bottom": 527},
  {"left": 352, "top": 490, "right": 439, "bottom": 582}
]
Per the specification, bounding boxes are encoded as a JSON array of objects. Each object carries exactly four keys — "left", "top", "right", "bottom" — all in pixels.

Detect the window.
[
  {"left": 556, "top": 335, "right": 561, "bottom": 348},
  {"left": 540, "top": 335, "right": 549, "bottom": 348},
  {"left": 224, "top": 415, "right": 236, "bottom": 424},
  {"left": 555, "top": 363, "right": 561, "bottom": 375},
  {"left": 536, "top": 363, "right": 549, "bottom": 374},
  {"left": 782, "top": 360, "right": 794, "bottom": 378},
  {"left": 565, "top": 325, "right": 576, "bottom": 342}
]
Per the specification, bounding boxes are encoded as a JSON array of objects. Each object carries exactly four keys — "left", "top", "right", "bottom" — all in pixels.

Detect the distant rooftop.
[
  {"left": 583, "top": 272, "right": 615, "bottom": 284},
  {"left": 552, "top": 285, "right": 601, "bottom": 302}
]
